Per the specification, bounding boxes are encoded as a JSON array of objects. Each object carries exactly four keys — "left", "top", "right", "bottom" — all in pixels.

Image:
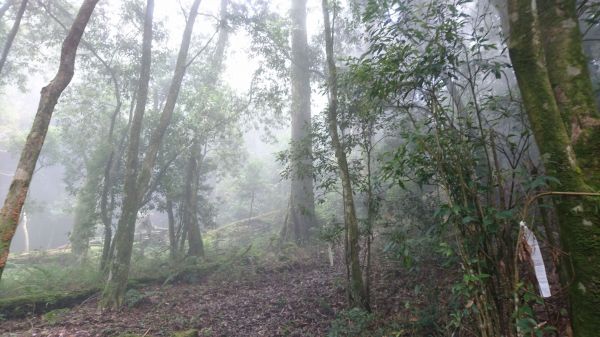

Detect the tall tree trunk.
[
  {"left": 135, "top": 0, "right": 202, "bottom": 197},
  {"left": 0, "top": 0, "right": 27, "bottom": 77},
  {"left": 182, "top": 0, "right": 229, "bottom": 257},
  {"left": 0, "top": 0, "right": 98, "bottom": 280},
  {"left": 0, "top": 0, "right": 13, "bottom": 20},
  {"left": 101, "top": 0, "right": 154, "bottom": 309},
  {"left": 538, "top": 0, "right": 600, "bottom": 187},
  {"left": 506, "top": 0, "right": 600, "bottom": 335},
  {"left": 184, "top": 140, "right": 204, "bottom": 257},
  {"left": 537, "top": 4, "right": 600, "bottom": 334},
  {"left": 281, "top": 0, "right": 315, "bottom": 244},
  {"left": 102, "top": 0, "right": 202, "bottom": 308},
  {"left": 166, "top": 197, "right": 176, "bottom": 260},
  {"left": 321, "top": 0, "right": 369, "bottom": 311}
]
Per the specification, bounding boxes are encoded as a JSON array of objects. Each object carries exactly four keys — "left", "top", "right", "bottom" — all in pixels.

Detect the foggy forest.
[{"left": 0, "top": 0, "right": 599, "bottom": 336}]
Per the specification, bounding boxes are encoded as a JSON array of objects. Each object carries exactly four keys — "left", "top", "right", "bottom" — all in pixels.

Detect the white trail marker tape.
[{"left": 520, "top": 221, "right": 551, "bottom": 298}]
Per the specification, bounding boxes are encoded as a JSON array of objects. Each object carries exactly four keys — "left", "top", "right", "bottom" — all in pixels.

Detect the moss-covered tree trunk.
[
  {"left": 322, "top": 0, "right": 369, "bottom": 311},
  {"left": 0, "top": 0, "right": 27, "bottom": 77},
  {"left": 166, "top": 197, "right": 177, "bottom": 260},
  {"left": 0, "top": 0, "right": 99, "bottom": 280},
  {"left": 102, "top": 0, "right": 203, "bottom": 308},
  {"left": 42, "top": 5, "right": 125, "bottom": 266},
  {"left": 135, "top": 0, "right": 202, "bottom": 196},
  {"left": 182, "top": 0, "right": 229, "bottom": 257},
  {"left": 537, "top": 0, "right": 600, "bottom": 188},
  {"left": 281, "top": 0, "right": 316, "bottom": 244},
  {"left": 507, "top": 0, "right": 600, "bottom": 335},
  {"left": 101, "top": 0, "right": 154, "bottom": 309},
  {"left": 183, "top": 140, "right": 204, "bottom": 257}
]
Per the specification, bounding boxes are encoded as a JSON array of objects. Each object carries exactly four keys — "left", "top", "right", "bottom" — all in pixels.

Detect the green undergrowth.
[{"left": 0, "top": 212, "right": 314, "bottom": 319}]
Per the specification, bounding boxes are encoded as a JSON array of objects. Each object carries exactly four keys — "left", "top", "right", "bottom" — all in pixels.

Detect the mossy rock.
[{"left": 171, "top": 329, "right": 199, "bottom": 337}]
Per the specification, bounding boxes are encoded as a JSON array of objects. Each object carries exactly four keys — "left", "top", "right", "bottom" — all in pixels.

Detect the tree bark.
[
  {"left": 102, "top": 0, "right": 203, "bottom": 308},
  {"left": 0, "top": 0, "right": 98, "bottom": 280},
  {"left": 21, "top": 212, "right": 28, "bottom": 253},
  {"left": 506, "top": 0, "right": 600, "bottom": 335},
  {"left": 537, "top": 0, "right": 600, "bottom": 188},
  {"left": 101, "top": 0, "right": 154, "bottom": 309},
  {"left": 135, "top": 0, "right": 203, "bottom": 198},
  {"left": 166, "top": 197, "right": 176, "bottom": 260},
  {"left": 183, "top": 140, "right": 204, "bottom": 257},
  {"left": 182, "top": 0, "right": 229, "bottom": 257},
  {"left": 321, "top": 0, "right": 369, "bottom": 311},
  {"left": 0, "top": 0, "right": 27, "bottom": 77},
  {"left": 0, "top": 0, "right": 13, "bottom": 20},
  {"left": 282, "top": 0, "right": 316, "bottom": 245},
  {"left": 42, "top": 0, "right": 126, "bottom": 263}
]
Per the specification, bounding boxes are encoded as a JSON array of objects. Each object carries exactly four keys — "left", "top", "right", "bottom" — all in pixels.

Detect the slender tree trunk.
[
  {"left": 101, "top": 0, "right": 154, "bottom": 309},
  {"left": 364, "top": 139, "right": 374, "bottom": 306},
  {"left": 184, "top": 140, "right": 204, "bottom": 257},
  {"left": 0, "top": 0, "right": 27, "bottom": 77},
  {"left": 0, "top": 0, "right": 13, "bottom": 20},
  {"left": 103, "top": 0, "right": 202, "bottom": 308},
  {"left": 507, "top": 0, "right": 600, "bottom": 335},
  {"left": 135, "top": 0, "right": 202, "bottom": 198},
  {"left": 282, "top": 0, "right": 315, "bottom": 244},
  {"left": 321, "top": 0, "right": 369, "bottom": 311},
  {"left": 166, "top": 197, "right": 176, "bottom": 260},
  {"left": 182, "top": 0, "right": 229, "bottom": 257},
  {"left": 100, "top": 215, "right": 111, "bottom": 270},
  {"left": 21, "top": 212, "right": 28, "bottom": 253},
  {"left": 0, "top": 0, "right": 98, "bottom": 280}
]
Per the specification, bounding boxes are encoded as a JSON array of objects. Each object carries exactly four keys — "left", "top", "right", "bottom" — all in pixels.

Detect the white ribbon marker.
[{"left": 520, "top": 221, "right": 551, "bottom": 298}]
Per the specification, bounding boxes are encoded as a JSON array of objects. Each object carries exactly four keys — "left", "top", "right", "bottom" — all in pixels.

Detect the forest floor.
[{"left": 0, "top": 246, "right": 452, "bottom": 337}]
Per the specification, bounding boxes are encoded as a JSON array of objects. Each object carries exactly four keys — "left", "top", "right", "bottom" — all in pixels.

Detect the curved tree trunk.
[
  {"left": 0, "top": 0, "right": 99, "bottom": 280},
  {"left": 282, "top": 0, "right": 315, "bottom": 245},
  {"left": 321, "top": 0, "right": 369, "bottom": 311},
  {"left": 0, "top": 0, "right": 27, "bottom": 77}
]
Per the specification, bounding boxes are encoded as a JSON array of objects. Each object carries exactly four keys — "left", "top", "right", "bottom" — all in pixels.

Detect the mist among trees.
[{"left": 0, "top": 0, "right": 599, "bottom": 336}]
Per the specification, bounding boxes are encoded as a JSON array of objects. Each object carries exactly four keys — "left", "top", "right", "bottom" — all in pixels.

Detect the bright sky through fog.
[{"left": 149, "top": 0, "right": 324, "bottom": 93}]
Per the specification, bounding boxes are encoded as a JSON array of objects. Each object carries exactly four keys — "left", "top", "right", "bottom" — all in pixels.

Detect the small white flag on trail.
[{"left": 520, "top": 221, "right": 551, "bottom": 298}]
